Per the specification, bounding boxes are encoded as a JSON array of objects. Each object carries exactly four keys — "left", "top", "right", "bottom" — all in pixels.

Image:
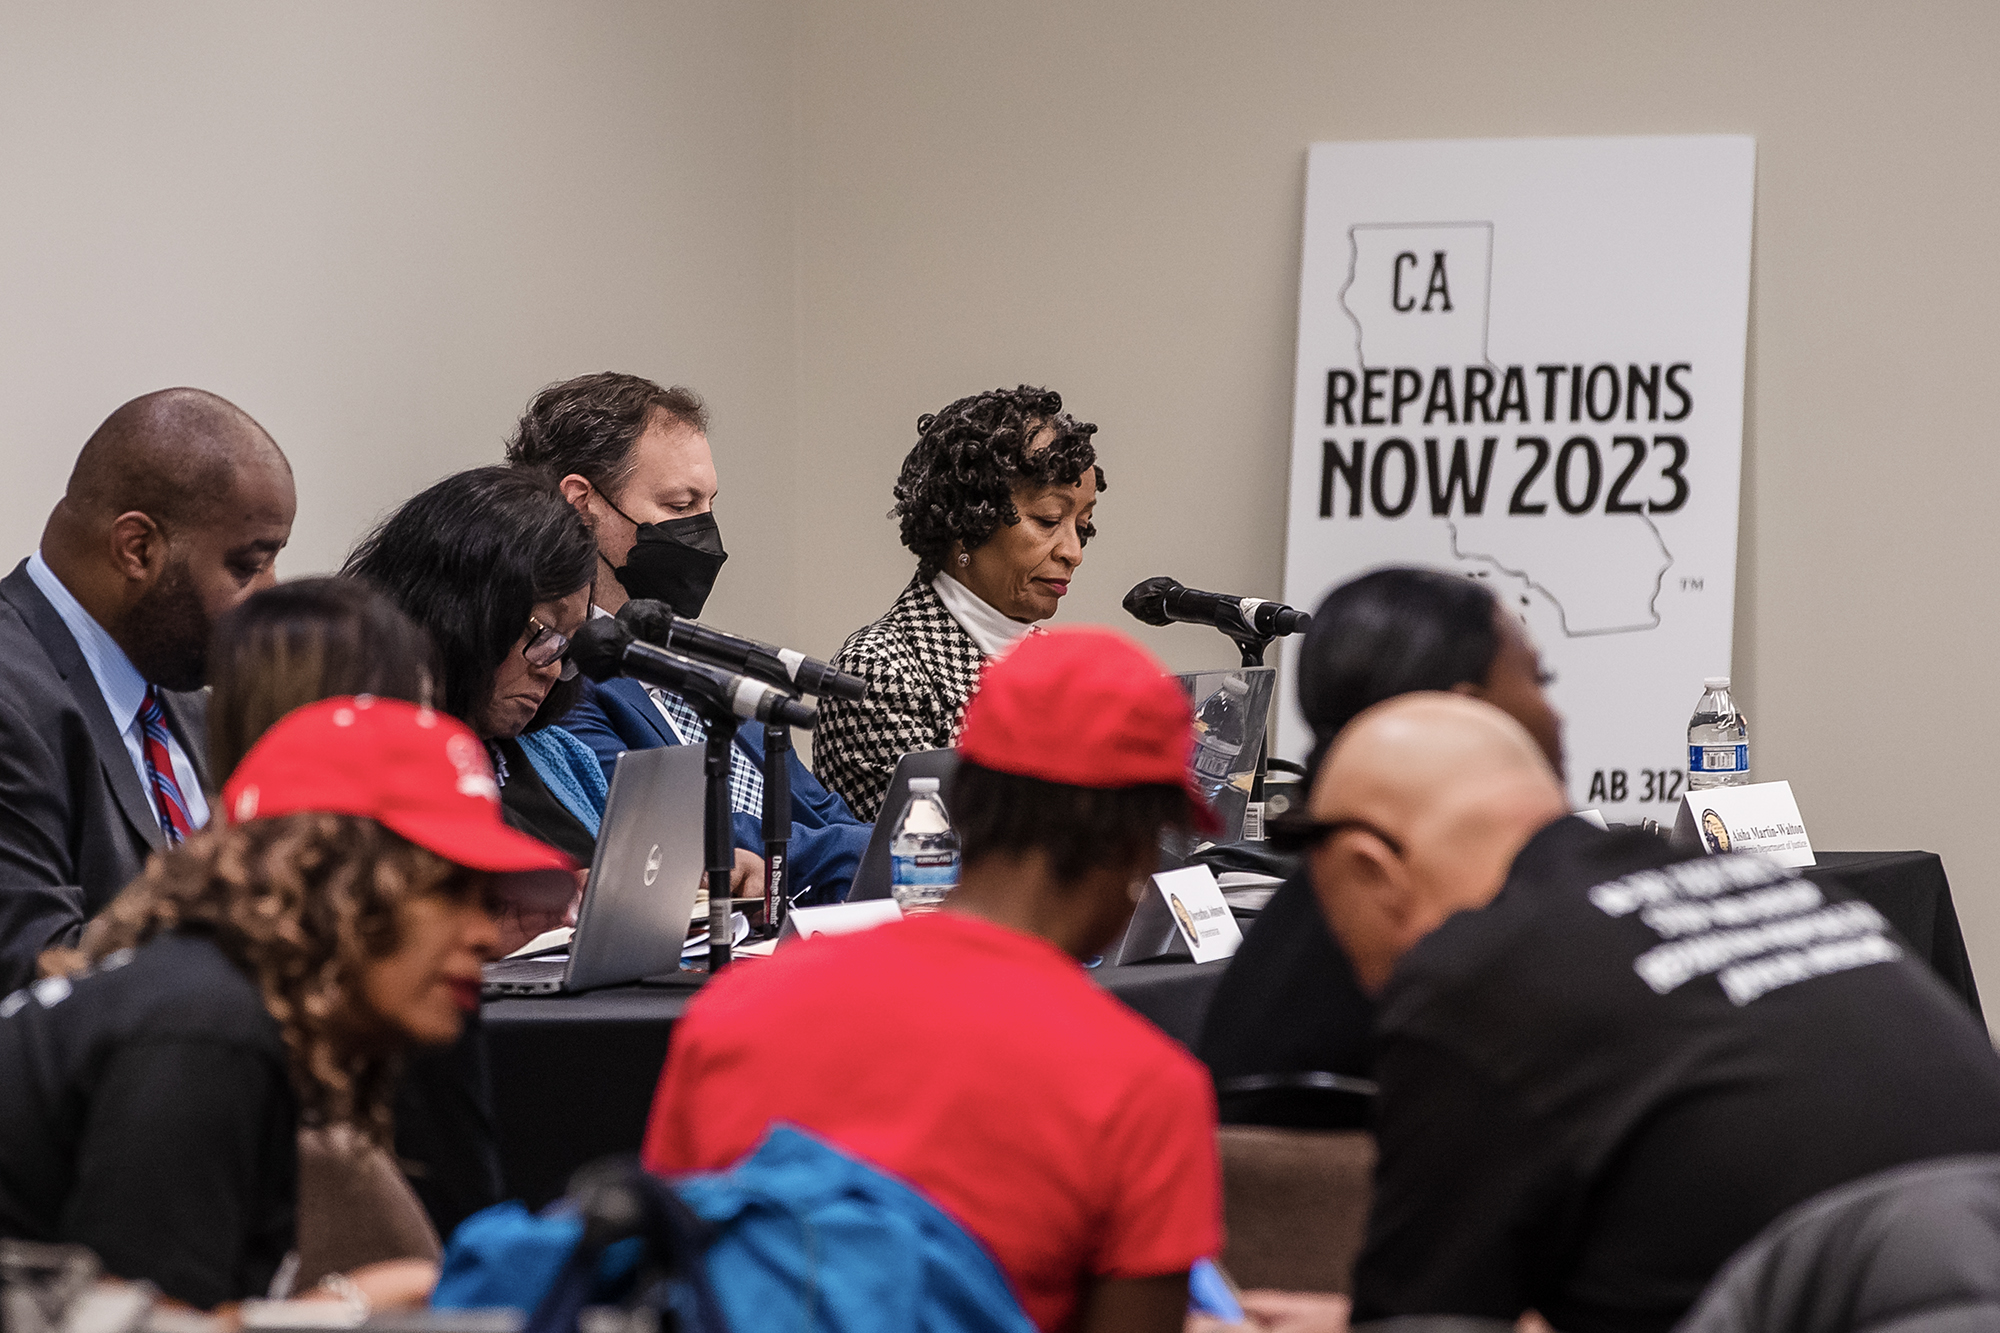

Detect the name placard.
[
  {"left": 776, "top": 899, "right": 903, "bottom": 946},
  {"left": 1153, "top": 865, "right": 1243, "bottom": 964},
  {"left": 1670, "top": 780, "right": 1815, "bottom": 867}
]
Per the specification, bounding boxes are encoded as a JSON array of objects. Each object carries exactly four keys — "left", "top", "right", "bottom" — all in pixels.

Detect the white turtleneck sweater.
[{"left": 931, "top": 572, "right": 1036, "bottom": 657}]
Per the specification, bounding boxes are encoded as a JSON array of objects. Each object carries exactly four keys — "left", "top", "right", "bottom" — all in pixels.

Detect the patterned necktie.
[
  {"left": 138, "top": 686, "right": 193, "bottom": 844},
  {"left": 649, "top": 687, "right": 767, "bottom": 817}
]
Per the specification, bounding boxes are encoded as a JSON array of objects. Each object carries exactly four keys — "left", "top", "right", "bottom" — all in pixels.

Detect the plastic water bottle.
[
  {"left": 1687, "top": 676, "right": 1749, "bottom": 790},
  {"left": 1191, "top": 676, "right": 1249, "bottom": 805},
  {"left": 890, "top": 777, "right": 959, "bottom": 914}
]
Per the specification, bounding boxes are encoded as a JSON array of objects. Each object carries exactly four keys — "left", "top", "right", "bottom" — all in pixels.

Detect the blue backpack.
[
  {"left": 674, "top": 1125, "right": 1035, "bottom": 1333},
  {"left": 435, "top": 1126, "right": 1034, "bottom": 1333},
  {"left": 434, "top": 1157, "right": 728, "bottom": 1333}
]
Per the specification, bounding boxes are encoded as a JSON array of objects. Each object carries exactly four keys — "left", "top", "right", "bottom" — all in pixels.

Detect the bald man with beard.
[
  {"left": 1302, "top": 694, "right": 2000, "bottom": 1333},
  {"left": 0, "top": 389, "right": 294, "bottom": 990}
]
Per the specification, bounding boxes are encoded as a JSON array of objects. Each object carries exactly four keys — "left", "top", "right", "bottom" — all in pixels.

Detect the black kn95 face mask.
[{"left": 612, "top": 510, "right": 728, "bottom": 619}]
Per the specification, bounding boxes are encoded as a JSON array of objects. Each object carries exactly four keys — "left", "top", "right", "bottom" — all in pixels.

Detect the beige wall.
[
  {"left": 788, "top": 0, "right": 2000, "bottom": 1012},
  {"left": 0, "top": 0, "right": 799, "bottom": 636},
  {"left": 7, "top": 1, "right": 2000, "bottom": 1010}
]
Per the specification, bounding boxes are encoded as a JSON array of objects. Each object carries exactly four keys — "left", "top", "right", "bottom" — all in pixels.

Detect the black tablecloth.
[
  {"left": 483, "top": 849, "right": 1976, "bottom": 1208},
  {"left": 1801, "top": 851, "right": 1981, "bottom": 1023},
  {"left": 484, "top": 959, "right": 1226, "bottom": 1208}
]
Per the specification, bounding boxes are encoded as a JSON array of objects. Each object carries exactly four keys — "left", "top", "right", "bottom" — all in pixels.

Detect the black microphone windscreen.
[
  {"left": 1123, "top": 576, "right": 1180, "bottom": 628},
  {"left": 774, "top": 695, "right": 818, "bottom": 731},
  {"left": 571, "top": 618, "right": 633, "bottom": 682},
  {"left": 616, "top": 598, "right": 677, "bottom": 646},
  {"left": 794, "top": 659, "right": 867, "bottom": 703}
]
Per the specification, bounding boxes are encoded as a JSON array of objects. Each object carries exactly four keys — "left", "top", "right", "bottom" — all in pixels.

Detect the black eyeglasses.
[
  {"left": 1265, "top": 811, "right": 1405, "bottom": 857},
  {"left": 523, "top": 617, "right": 577, "bottom": 682}
]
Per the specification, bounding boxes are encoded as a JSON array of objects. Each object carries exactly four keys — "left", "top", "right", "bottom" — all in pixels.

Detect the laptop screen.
[{"left": 1174, "top": 666, "right": 1277, "bottom": 845}]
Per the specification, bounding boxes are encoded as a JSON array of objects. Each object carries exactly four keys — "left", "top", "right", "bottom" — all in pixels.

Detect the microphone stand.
[
  {"left": 693, "top": 704, "right": 740, "bottom": 974},
  {"left": 760, "top": 722, "right": 792, "bottom": 933},
  {"left": 1228, "top": 630, "right": 1277, "bottom": 807}
]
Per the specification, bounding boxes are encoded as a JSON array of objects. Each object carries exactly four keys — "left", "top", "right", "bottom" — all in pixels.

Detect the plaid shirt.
[{"left": 647, "top": 686, "right": 767, "bottom": 817}]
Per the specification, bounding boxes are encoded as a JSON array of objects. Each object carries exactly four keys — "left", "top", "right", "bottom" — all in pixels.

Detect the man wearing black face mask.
[{"left": 506, "top": 373, "right": 871, "bottom": 904}]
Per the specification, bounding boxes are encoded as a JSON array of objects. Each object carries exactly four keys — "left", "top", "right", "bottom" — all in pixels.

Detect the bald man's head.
[
  {"left": 1304, "top": 693, "right": 1569, "bottom": 993},
  {"left": 42, "top": 389, "right": 295, "bottom": 690},
  {"left": 61, "top": 388, "right": 286, "bottom": 529}
]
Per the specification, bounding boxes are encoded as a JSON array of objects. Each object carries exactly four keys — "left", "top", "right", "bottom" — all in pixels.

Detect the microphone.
[
  {"left": 572, "top": 618, "right": 818, "bottom": 731},
  {"left": 1122, "top": 577, "right": 1311, "bottom": 640},
  {"left": 616, "top": 600, "right": 865, "bottom": 702}
]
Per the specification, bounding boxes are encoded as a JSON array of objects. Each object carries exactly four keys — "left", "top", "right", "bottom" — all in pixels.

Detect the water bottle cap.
[
  {"left": 1221, "top": 676, "right": 1249, "bottom": 696},
  {"left": 907, "top": 777, "right": 941, "bottom": 794},
  {"left": 1703, "top": 676, "right": 1730, "bottom": 690}
]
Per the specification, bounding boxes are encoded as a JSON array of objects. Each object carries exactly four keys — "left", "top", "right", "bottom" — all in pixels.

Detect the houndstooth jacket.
[{"left": 813, "top": 576, "right": 986, "bottom": 821}]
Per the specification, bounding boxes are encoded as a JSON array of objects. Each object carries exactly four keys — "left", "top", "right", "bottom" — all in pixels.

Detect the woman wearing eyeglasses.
[{"left": 344, "top": 466, "right": 600, "bottom": 889}]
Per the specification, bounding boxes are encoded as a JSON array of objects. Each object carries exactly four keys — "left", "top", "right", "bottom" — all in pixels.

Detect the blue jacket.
[
  {"left": 675, "top": 1125, "right": 1036, "bottom": 1333},
  {"left": 564, "top": 677, "right": 869, "bottom": 905},
  {"left": 433, "top": 1126, "right": 1035, "bottom": 1333}
]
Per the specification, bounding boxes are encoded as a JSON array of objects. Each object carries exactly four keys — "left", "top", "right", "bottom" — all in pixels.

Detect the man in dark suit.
[{"left": 0, "top": 388, "right": 295, "bottom": 989}]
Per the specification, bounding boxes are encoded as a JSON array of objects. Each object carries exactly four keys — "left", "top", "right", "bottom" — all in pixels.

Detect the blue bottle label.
[
  {"left": 1688, "top": 744, "right": 1748, "bottom": 774},
  {"left": 891, "top": 851, "right": 959, "bottom": 887}
]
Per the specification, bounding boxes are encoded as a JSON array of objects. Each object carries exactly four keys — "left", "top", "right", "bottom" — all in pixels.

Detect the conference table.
[{"left": 483, "top": 848, "right": 1979, "bottom": 1209}]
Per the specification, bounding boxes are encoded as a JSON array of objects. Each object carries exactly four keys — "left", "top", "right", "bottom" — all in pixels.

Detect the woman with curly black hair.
[
  {"left": 0, "top": 696, "right": 571, "bottom": 1310},
  {"left": 813, "top": 386, "right": 1104, "bottom": 820}
]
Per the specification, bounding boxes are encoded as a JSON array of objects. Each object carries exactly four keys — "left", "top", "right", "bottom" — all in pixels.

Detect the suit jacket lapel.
[
  {"left": 0, "top": 564, "right": 166, "bottom": 852},
  {"left": 159, "top": 688, "right": 211, "bottom": 796},
  {"left": 608, "top": 677, "right": 682, "bottom": 749}
]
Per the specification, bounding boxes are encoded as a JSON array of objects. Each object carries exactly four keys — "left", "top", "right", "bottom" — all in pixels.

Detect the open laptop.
[
  {"left": 1175, "top": 666, "right": 1277, "bottom": 845},
  {"left": 847, "top": 748, "right": 961, "bottom": 901},
  {"left": 482, "top": 744, "right": 705, "bottom": 996}
]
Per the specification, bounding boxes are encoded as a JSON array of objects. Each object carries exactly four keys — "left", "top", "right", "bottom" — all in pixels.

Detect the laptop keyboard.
[{"left": 481, "top": 956, "right": 569, "bottom": 995}]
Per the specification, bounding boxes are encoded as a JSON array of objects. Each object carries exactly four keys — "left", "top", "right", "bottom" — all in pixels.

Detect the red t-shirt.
[{"left": 643, "top": 911, "right": 1222, "bottom": 1333}]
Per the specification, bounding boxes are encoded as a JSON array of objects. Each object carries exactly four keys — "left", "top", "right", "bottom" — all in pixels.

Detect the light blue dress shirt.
[{"left": 26, "top": 552, "right": 210, "bottom": 831}]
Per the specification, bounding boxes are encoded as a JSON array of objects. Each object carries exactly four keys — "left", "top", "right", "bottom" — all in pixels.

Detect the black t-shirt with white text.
[
  {"left": 1355, "top": 816, "right": 2000, "bottom": 1333},
  {"left": 0, "top": 931, "right": 297, "bottom": 1308}
]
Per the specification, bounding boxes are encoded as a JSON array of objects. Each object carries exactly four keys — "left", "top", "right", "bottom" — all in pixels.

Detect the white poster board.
[{"left": 1281, "top": 136, "right": 1756, "bottom": 825}]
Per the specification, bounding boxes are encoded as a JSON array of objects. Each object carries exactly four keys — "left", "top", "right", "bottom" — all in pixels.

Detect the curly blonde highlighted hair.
[{"left": 52, "top": 813, "right": 487, "bottom": 1147}]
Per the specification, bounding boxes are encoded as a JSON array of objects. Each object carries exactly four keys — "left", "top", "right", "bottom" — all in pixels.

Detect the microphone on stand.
[
  {"left": 609, "top": 605, "right": 829, "bottom": 933},
  {"left": 616, "top": 600, "right": 865, "bottom": 702},
  {"left": 1122, "top": 577, "right": 1311, "bottom": 640},
  {"left": 1125, "top": 577, "right": 1307, "bottom": 809},
  {"left": 572, "top": 619, "right": 818, "bottom": 731},
  {"left": 573, "top": 618, "right": 816, "bottom": 973}
]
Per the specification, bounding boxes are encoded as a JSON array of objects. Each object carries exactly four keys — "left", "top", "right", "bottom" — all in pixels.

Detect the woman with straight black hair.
[
  {"left": 343, "top": 467, "right": 603, "bottom": 871},
  {"left": 1194, "top": 566, "right": 1565, "bottom": 1128}
]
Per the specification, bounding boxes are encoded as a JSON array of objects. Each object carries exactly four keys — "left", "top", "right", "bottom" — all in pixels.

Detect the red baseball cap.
[
  {"left": 956, "top": 627, "right": 1220, "bottom": 833},
  {"left": 220, "top": 696, "right": 577, "bottom": 904}
]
